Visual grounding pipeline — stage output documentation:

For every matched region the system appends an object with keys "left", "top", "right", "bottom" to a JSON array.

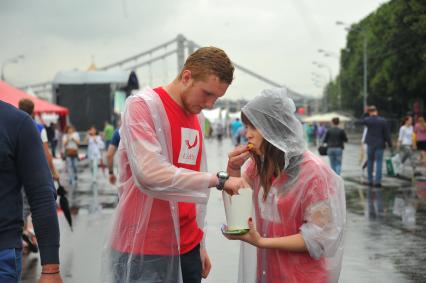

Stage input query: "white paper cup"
[{"left": 222, "top": 188, "right": 253, "bottom": 231}]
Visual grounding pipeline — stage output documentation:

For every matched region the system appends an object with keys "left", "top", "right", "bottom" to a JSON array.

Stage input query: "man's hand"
[
  {"left": 223, "top": 177, "right": 247, "bottom": 196},
  {"left": 200, "top": 248, "right": 212, "bottom": 279},
  {"left": 39, "top": 264, "right": 63, "bottom": 283},
  {"left": 38, "top": 273, "right": 63, "bottom": 283}
]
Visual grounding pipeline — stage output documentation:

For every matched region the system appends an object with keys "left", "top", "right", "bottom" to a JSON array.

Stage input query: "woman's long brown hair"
[
  {"left": 242, "top": 112, "right": 285, "bottom": 200},
  {"left": 418, "top": 117, "right": 426, "bottom": 131}
]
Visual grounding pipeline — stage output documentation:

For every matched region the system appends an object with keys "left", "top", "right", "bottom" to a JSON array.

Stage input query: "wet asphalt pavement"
[{"left": 21, "top": 138, "right": 426, "bottom": 282}]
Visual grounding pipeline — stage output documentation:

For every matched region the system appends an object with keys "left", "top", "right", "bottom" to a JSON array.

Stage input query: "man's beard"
[{"left": 181, "top": 90, "right": 201, "bottom": 114}]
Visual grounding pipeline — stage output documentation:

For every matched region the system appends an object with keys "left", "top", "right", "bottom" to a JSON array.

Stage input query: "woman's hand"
[
  {"left": 223, "top": 218, "right": 264, "bottom": 248},
  {"left": 227, "top": 145, "right": 252, "bottom": 173}
]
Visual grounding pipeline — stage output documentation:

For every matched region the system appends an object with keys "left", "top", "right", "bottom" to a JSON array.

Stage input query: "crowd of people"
[
  {"left": 0, "top": 97, "right": 121, "bottom": 282},
  {"left": 1, "top": 45, "right": 424, "bottom": 283}
]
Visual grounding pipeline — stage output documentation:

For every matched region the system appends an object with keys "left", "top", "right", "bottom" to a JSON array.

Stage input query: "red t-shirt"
[{"left": 153, "top": 87, "right": 204, "bottom": 254}]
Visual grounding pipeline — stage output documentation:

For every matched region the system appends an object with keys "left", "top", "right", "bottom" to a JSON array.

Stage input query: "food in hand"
[{"left": 247, "top": 143, "right": 254, "bottom": 150}]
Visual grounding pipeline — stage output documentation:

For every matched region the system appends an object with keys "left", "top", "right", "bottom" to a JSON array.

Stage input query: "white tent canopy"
[
  {"left": 202, "top": 108, "right": 228, "bottom": 124},
  {"left": 228, "top": 111, "right": 241, "bottom": 121},
  {"left": 302, "top": 112, "right": 352, "bottom": 123}
]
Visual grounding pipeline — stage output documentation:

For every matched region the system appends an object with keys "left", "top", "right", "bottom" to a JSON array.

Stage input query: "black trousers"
[
  {"left": 180, "top": 244, "right": 202, "bottom": 283},
  {"left": 110, "top": 244, "right": 201, "bottom": 283}
]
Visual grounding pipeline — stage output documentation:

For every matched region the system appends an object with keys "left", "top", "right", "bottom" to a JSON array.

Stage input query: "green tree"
[{"left": 339, "top": 0, "right": 426, "bottom": 118}]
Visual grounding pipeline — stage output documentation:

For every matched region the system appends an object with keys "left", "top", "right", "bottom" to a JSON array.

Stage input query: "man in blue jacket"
[
  {"left": 0, "top": 100, "right": 62, "bottom": 283},
  {"left": 362, "top": 105, "right": 393, "bottom": 187}
]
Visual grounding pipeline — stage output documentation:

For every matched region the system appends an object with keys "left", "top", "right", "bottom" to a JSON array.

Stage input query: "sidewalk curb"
[{"left": 344, "top": 175, "right": 413, "bottom": 189}]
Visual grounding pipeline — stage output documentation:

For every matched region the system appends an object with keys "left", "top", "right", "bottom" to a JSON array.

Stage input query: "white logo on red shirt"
[{"left": 178, "top": 128, "right": 199, "bottom": 165}]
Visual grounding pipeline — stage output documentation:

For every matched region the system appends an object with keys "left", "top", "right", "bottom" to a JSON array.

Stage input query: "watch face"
[{"left": 218, "top": 171, "right": 228, "bottom": 179}]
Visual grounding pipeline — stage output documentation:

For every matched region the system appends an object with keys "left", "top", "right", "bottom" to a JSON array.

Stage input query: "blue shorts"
[{"left": 0, "top": 248, "right": 22, "bottom": 283}]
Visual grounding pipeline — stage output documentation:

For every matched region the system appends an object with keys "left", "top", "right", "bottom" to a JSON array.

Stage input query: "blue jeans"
[
  {"left": 327, "top": 147, "right": 343, "bottom": 175},
  {"left": 66, "top": 156, "right": 78, "bottom": 186},
  {"left": 0, "top": 248, "right": 22, "bottom": 283},
  {"left": 367, "top": 146, "right": 384, "bottom": 185}
]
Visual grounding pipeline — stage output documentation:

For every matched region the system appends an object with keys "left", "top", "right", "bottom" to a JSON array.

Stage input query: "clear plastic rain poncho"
[
  {"left": 238, "top": 88, "right": 346, "bottom": 283},
  {"left": 101, "top": 87, "right": 213, "bottom": 283}
]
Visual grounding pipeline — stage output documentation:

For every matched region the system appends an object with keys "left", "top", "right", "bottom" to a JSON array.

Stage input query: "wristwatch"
[{"left": 216, "top": 171, "right": 229, "bottom": 191}]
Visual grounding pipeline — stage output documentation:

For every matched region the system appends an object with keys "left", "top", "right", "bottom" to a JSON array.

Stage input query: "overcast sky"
[{"left": 0, "top": 0, "right": 388, "bottom": 100}]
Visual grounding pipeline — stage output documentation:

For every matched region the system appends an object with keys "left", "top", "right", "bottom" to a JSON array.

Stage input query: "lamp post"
[
  {"left": 313, "top": 61, "right": 332, "bottom": 82},
  {"left": 1, "top": 54, "right": 24, "bottom": 82},
  {"left": 311, "top": 72, "right": 328, "bottom": 85},
  {"left": 336, "top": 21, "right": 368, "bottom": 111},
  {"left": 318, "top": 49, "right": 342, "bottom": 109},
  {"left": 311, "top": 78, "right": 326, "bottom": 112},
  {"left": 313, "top": 61, "right": 332, "bottom": 112}
]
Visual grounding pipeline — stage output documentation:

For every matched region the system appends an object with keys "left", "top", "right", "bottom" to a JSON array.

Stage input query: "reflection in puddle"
[{"left": 344, "top": 180, "right": 426, "bottom": 282}]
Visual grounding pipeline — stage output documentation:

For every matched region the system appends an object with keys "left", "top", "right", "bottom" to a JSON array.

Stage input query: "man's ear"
[{"left": 181, "top": 70, "right": 193, "bottom": 85}]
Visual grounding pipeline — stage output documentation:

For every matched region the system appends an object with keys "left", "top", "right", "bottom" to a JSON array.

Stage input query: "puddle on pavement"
[{"left": 344, "top": 181, "right": 426, "bottom": 282}]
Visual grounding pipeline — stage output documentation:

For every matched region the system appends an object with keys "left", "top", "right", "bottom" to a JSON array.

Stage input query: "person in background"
[
  {"left": 62, "top": 125, "right": 80, "bottom": 187},
  {"left": 414, "top": 116, "right": 426, "bottom": 165},
  {"left": 107, "top": 128, "right": 121, "bottom": 185},
  {"left": 0, "top": 100, "right": 63, "bottom": 283},
  {"left": 46, "top": 123, "right": 58, "bottom": 158},
  {"left": 102, "top": 46, "right": 242, "bottom": 283},
  {"left": 85, "top": 126, "right": 105, "bottom": 183},
  {"left": 316, "top": 122, "right": 327, "bottom": 145},
  {"left": 18, "top": 99, "right": 59, "bottom": 181},
  {"left": 235, "top": 123, "right": 248, "bottom": 146},
  {"left": 397, "top": 116, "right": 417, "bottom": 177},
  {"left": 103, "top": 121, "right": 114, "bottom": 149},
  {"left": 230, "top": 118, "right": 243, "bottom": 146},
  {"left": 361, "top": 105, "right": 392, "bottom": 188},
  {"left": 304, "top": 123, "right": 314, "bottom": 145},
  {"left": 360, "top": 126, "right": 370, "bottom": 179},
  {"left": 215, "top": 122, "right": 224, "bottom": 141},
  {"left": 224, "top": 88, "right": 345, "bottom": 283},
  {"left": 18, "top": 99, "right": 60, "bottom": 255},
  {"left": 312, "top": 122, "right": 318, "bottom": 145},
  {"left": 323, "top": 117, "right": 348, "bottom": 175}
]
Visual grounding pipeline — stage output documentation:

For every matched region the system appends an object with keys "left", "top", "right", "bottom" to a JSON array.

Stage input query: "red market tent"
[{"left": 0, "top": 80, "right": 69, "bottom": 116}]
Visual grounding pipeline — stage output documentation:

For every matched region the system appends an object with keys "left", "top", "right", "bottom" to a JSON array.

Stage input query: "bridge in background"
[{"left": 21, "top": 34, "right": 319, "bottom": 111}]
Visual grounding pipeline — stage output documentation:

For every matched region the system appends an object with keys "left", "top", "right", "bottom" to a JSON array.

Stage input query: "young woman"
[
  {"left": 63, "top": 125, "right": 80, "bottom": 186},
  {"left": 85, "top": 126, "right": 105, "bottom": 182},
  {"left": 397, "top": 116, "right": 416, "bottom": 175},
  {"left": 414, "top": 116, "right": 426, "bottom": 165},
  {"left": 223, "top": 88, "right": 346, "bottom": 283}
]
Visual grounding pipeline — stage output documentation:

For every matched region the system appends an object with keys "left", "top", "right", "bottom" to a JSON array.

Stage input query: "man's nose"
[{"left": 205, "top": 99, "right": 216, "bottom": 109}]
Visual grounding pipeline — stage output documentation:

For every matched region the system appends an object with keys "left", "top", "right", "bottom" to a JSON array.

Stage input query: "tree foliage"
[{"left": 332, "top": 0, "right": 426, "bottom": 117}]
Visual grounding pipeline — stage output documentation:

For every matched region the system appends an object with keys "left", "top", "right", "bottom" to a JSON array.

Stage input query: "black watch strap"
[{"left": 216, "top": 171, "right": 229, "bottom": 191}]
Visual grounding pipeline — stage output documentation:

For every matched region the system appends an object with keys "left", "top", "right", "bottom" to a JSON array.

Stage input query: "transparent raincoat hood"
[
  {"left": 241, "top": 88, "right": 306, "bottom": 170},
  {"left": 239, "top": 88, "right": 346, "bottom": 283}
]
